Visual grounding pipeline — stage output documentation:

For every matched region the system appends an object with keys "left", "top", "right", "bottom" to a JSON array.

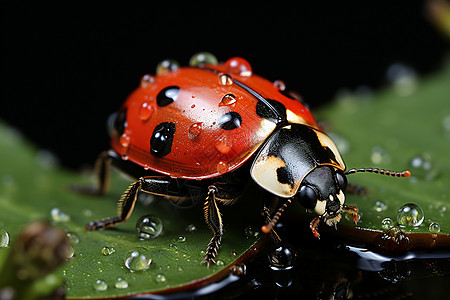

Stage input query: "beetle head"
[{"left": 295, "top": 165, "right": 347, "bottom": 226}]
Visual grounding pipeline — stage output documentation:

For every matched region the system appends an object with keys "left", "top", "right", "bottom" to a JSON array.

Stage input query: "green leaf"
[
  {"left": 309, "top": 59, "right": 450, "bottom": 249},
  {"left": 0, "top": 122, "right": 264, "bottom": 298}
]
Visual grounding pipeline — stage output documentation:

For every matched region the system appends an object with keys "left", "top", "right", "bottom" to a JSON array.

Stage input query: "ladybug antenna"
[
  {"left": 345, "top": 168, "right": 411, "bottom": 178},
  {"left": 261, "top": 199, "right": 292, "bottom": 234}
]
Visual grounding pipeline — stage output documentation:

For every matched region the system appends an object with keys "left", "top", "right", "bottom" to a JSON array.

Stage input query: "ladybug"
[{"left": 82, "top": 52, "right": 410, "bottom": 266}]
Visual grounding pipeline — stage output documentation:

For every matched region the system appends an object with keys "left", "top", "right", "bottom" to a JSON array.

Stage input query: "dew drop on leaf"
[
  {"left": 0, "top": 228, "right": 9, "bottom": 247},
  {"left": 136, "top": 214, "right": 163, "bottom": 239},
  {"left": 125, "top": 251, "right": 151, "bottom": 271},
  {"left": 93, "top": 279, "right": 108, "bottom": 291},
  {"left": 397, "top": 203, "right": 424, "bottom": 227}
]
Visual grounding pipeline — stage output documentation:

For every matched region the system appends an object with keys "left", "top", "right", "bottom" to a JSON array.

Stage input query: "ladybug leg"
[
  {"left": 72, "top": 150, "right": 112, "bottom": 195},
  {"left": 85, "top": 179, "right": 141, "bottom": 230},
  {"left": 201, "top": 185, "right": 224, "bottom": 267}
]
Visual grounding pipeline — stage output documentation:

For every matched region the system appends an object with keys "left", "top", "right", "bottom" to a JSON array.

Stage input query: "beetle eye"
[
  {"left": 297, "top": 185, "right": 317, "bottom": 209},
  {"left": 336, "top": 171, "right": 347, "bottom": 192}
]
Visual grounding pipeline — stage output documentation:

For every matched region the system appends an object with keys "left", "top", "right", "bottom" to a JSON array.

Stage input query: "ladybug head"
[
  {"left": 295, "top": 165, "right": 347, "bottom": 226},
  {"left": 251, "top": 123, "right": 410, "bottom": 235}
]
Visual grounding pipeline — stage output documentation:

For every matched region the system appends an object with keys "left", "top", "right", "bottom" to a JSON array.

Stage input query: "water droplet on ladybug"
[
  {"left": 188, "top": 122, "right": 202, "bottom": 139},
  {"left": 273, "top": 80, "right": 286, "bottom": 91},
  {"left": 93, "top": 279, "right": 108, "bottom": 291},
  {"left": 218, "top": 74, "right": 233, "bottom": 86},
  {"left": 156, "top": 59, "right": 179, "bottom": 75},
  {"left": 121, "top": 154, "right": 129, "bottom": 160},
  {"left": 216, "top": 161, "right": 229, "bottom": 174},
  {"left": 136, "top": 214, "right": 163, "bottom": 239},
  {"left": 191, "top": 104, "right": 195, "bottom": 109},
  {"left": 138, "top": 101, "right": 154, "bottom": 121},
  {"left": 397, "top": 203, "right": 424, "bottom": 227},
  {"left": 125, "top": 251, "right": 152, "bottom": 271},
  {"left": 215, "top": 138, "right": 232, "bottom": 154},
  {"left": 219, "top": 93, "right": 237, "bottom": 107},
  {"left": 224, "top": 57, "right": 252, "bottom": 77},
  {"left": 189, "top": 52, "right": 218, "bottom": 67},
  {"left": 119, "top": 133, "right": 131, "bottom": 148},
  {"left": 140, "top": 74, "right": 155, "bottom": 87}
]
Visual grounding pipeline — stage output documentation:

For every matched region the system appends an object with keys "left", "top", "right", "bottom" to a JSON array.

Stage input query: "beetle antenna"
[
  {"left": 345, "top": 168, "right": 411, "bottom": 178},
  {"left": 261, "top": 198, "right": 292, "bottom": 234}
]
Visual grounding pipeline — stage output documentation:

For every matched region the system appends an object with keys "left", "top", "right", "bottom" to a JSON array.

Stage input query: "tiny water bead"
[
  {"left": 188, "top": 122, "right": 202, "bottom": 139},
  {"left": 50, "top": 208, "right": 70, "bottom": 223},
  {"left": 93, "top": 279, "right": 108, "bottom": 291},
  {"left": 370, "top": 146, "right": 391, "bottom": 165},
  {"left": 218, "top": 74, "right": 233, "bottom": 86},
  {"left": 244, "top": 225, "right": 260, "bottom": 238},
  {"left": 101, "top": 246, "right": 115, "bottom": 256},
  {"left": 0, "top": 228, "right": 9, "bottom": 247},
  {"left": 429, "top": 222, "right": 441, "bottom": 234},
  {"left": 115, "top": 277, "right": 128, "bottom": 289},
  {"left": 185, "top": 224, "right": 197, "bottom": 233},
  {"left": 136, "top": 214, "right": 163, "bottom": 239},
  {"left": 381, "top": 217, "right": 394, "bottom": 230},
  {"left": 177, "top": 236, "right": 186, "bottom": 243},
  {"left": 125, "top": 251, "right": 152, "bottom": 271},
  {"left": 138, "top": 101, "right": 154, "bottom": 121},
  {"left": 409, "top": 153, "right": 438, "bottom": 181},
  {"left": 155, "top": 274, "right": 167, "bottom": 283},
  {"left": 397, "top": 203, "right": 424, "bottom": 228},
  {"left": 140, "top": 74, "right": 155, "bottom": 88},
  {"left": 224, "top": 57, "right": 252, "bottom": 77},
  {"left": 156, "top": 59, "right": 179, "bottom": 75},
  {"left": 189, "top": 52, "right": 218, "bottom": 67}
]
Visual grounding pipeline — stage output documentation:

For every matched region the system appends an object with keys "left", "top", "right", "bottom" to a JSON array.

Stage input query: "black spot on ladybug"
[
  {"left": 218, "top": 111, "right": 242, "bottom": 130},
  {"left": 114, "top": 108, "right": 127, "bottom": 137},
  {"left": 150, "top": 122, "right": 176, "bottom": 157},
  {"left": 256, "top": 99, "right": 287, "bottom": 124},
  {"left": 276, "top": 166, "right": 294, "bottom": 188},
  {"left": 157, "top": 86, "right": 180, "bottom": 107}
]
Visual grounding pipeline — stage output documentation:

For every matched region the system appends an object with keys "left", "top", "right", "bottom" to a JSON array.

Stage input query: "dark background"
[{"left": 2, "top": 1, "right": 448, "bottom": 170}]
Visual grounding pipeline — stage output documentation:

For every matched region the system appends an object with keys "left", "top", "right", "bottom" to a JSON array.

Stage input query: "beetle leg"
[
  {"left": 72, "top": 150, "right": 112, "bottom": 195},
  {"left": 342, "top": 204, "right": 360, "bottom": 224},
  {"left": 85, "top": 179, "right": 141, "bottom": 230},
  {"left": 310, "top": 216, "right": 321, "bottom": 239},
  {"left": 201, "top": 185, "right": 223, "bottom": 267}
]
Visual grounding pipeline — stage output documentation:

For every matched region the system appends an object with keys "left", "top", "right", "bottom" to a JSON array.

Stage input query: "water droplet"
[
  {"left": 191, "top": 104, "right": 196, "bottom": 109},
  {"left": 66, "top": 232, "right": 79, "bottom": 244},
  {"left": 215, "top": 137, "right": 232, "bottom": 154},
  {"left": 397, "top": 203, "right": 424, "bottom": 228},
  {"left": 0, "top": 228, "right": 9, "bottom": 247},
  {"left": 177, "top": 266, "right": 184, "bottom": 272},
  {"left": 156, "top": 59, "right": 179, "bottom": 75},
  {"left": 371, "top": 146, "right": 391, "bottom": 165},
  {"left": 101, "top": 246, "right": 115, "bottom": 256},
  {"left": 115, "top": 277, "right": 128, "bottom": 289},
  {"left": 121, "top": 154, "right": 129, "bottom": 160},
  {"left": 155, "top": 274, "right": 166, "bottom": 283},
  {"left": 136, "top": 214, "right": 163, "bottom": 239},
  {"left": 219, "top": 93, "right": 237, "bottom": 107},
  {"left": 138, "top": 101, "right": 154, "bottom": 121},
  {"left": 93, "top": 279, "right": 108, "bottom": 291},
  {"left": 244, "top": 225, "right": 260, "bottom": 238},
  {"left": 119, "top": 133, "right": 131, "bottom": 148},
  {"left": 273, "top": 80, "right": 286, "bottom": 91},
  {"left": 185, "top": 224, "right": 197, "bottom": 233},
  {"left": 224, "top": 57, "right": 252, "bottom": 77},
  {"left": 381, "top": 217, "right": 394, "bottom": 230},
  {"left": 188, "top": 122, "right": 202, "bottom": 139},
  {"left": 216, "top": 260, "right": 224, "bottom": 266},
  {"left": 386, "top": 62, "right": 417, "bottom": 96},
  {"left": 189, "top": 52, "right": 218, "bottom": 67},
  {"left": 140, "top": 74, "right": 155, "bottom": 87},
  {"left": 409, "top": 153, "right": 438, "bottom": 181},
  {"left": 125, "top": 251, "right": 151, "bottom": 271},
  {"left": 218, "top": 74, "right": 233, "bottom": 86},
  {"left": 269, "top": 245, "right": 296, "bottom": 270},
  {"left": 374, "top": 201, "right": 388, "bottom": 212},
  {"left": 429, "top": 222, "right": 441, "bottom": 234},
  {"left": 177, "top": 236, "right": 186, "bottom": 243},
  {"left": 50, "top": 208, "right": 70, "bottom": 223},
  {"left": 216, "top": 161, "right": 229, "bottom": 174}
]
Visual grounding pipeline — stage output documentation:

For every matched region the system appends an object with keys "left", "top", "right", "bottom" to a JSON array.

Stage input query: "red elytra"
[{"left": 110, "top": 57, "right": 317, "bottom": 179}]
